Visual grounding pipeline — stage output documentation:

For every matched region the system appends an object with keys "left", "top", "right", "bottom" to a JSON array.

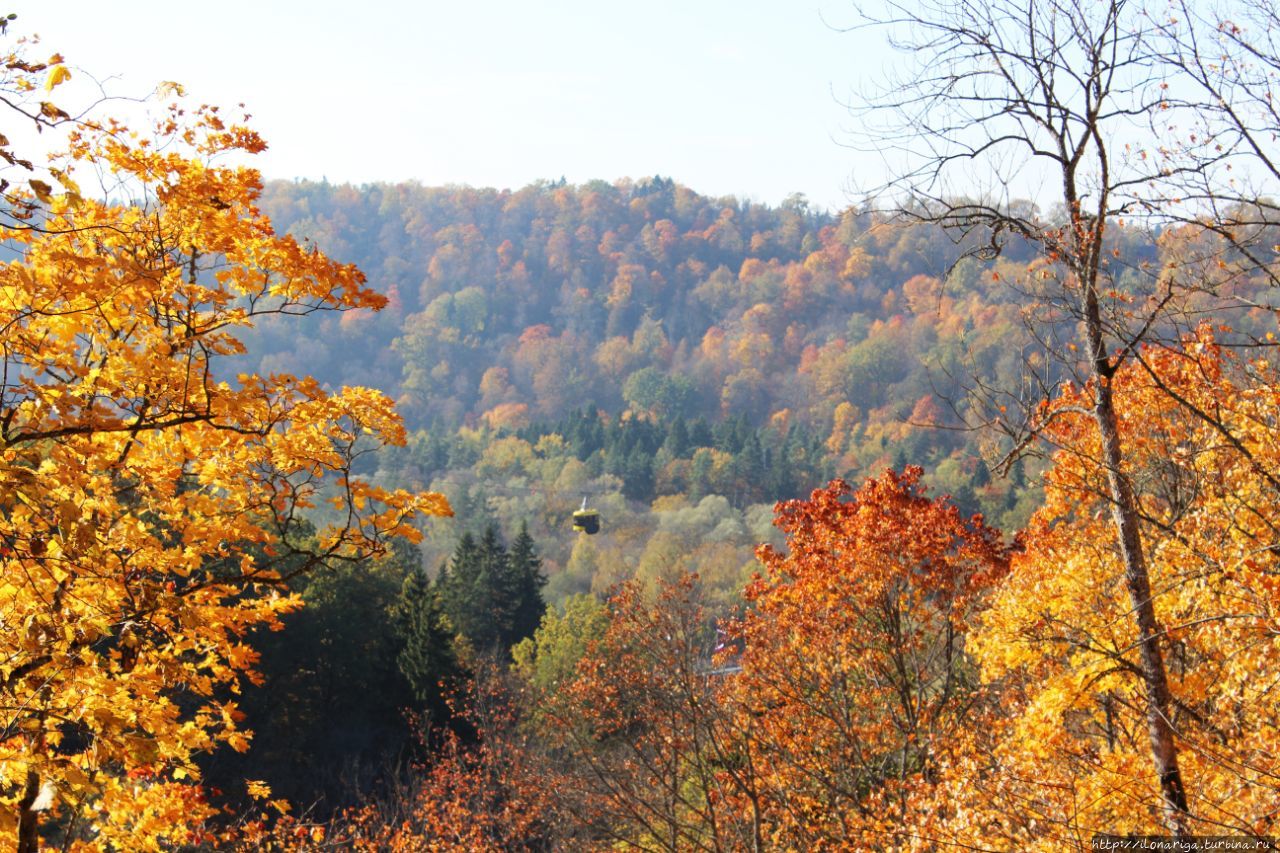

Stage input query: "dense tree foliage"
[
  {"left": 201, "top": 551, "right": 421, "bottom": 817},
  {"left": 731, "top": 469, "right": 1009, "bottom": 847},
  {"left": 930, "top": 332, "right": 1280, "bottom": 847},
  {"left": 10, "top": 0, "right": 1280, "bottom": 848},
  {"left": 0, "top": 34, "right": 448, "bottom": 850},
  {"left": 238, "top": 165, "right": 1276, "bottom": 615},
  {"left": 248, "top": 177, "right": 1053, "bottom": 443}
]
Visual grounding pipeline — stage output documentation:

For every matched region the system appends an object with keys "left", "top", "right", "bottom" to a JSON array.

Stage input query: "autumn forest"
[{"left": 4, "top": 1, "right": 1280, "bottom": 850}]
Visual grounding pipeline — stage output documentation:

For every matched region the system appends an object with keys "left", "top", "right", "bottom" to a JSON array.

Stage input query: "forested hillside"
[
  {"left": 235, "top": 180, "right": 1036, "bottom": 611},
  {"left": 239, "top": 177, "right": 1272, "bottom": 607},
  {"left": 248, "top": 177, "right": 1037, "bottom": 436},
  {"left": 7, "top": 1, "right": 1280, "bottom": 849}
]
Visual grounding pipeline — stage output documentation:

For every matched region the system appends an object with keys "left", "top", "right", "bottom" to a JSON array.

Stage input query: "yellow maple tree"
[
  {"left": 924, "top": 329, "right": 1280, "bottom": 849},
  {"left": 0, "top": 35, "right": 449, "bottom": 851}
]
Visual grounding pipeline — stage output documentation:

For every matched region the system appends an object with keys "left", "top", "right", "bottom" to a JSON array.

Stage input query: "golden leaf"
[{"left": 44, "top": 64, "right": 70, "bottom": 91}]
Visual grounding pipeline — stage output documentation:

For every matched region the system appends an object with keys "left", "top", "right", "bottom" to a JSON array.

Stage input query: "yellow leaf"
[{"left": 45, "top": 65, "right": 71, "bottom": 91}]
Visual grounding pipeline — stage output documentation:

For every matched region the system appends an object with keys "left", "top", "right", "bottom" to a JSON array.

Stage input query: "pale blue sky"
[{"left": 22, "top": 0, "right": 886, "bottom": 212}]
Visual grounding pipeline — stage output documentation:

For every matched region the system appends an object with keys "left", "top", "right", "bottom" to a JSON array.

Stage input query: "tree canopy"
[{"left": 0, "top": 34, "right": 448, "bottom": 850}]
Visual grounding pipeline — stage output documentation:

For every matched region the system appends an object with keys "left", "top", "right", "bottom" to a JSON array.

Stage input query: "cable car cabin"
[{"left": 572, "top": 508, "right": 600, "bottom": 535}]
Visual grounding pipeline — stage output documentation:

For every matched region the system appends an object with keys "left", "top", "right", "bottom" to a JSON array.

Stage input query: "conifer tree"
[
  {"left": 437, "top": 531, "right": 488, "bottom": 648},
  {"left": 663, "top": 416, "right": 691, "bottom": 458},
  {"left": 396, "top": 570, "right": 463, "bottom": 726},
  {"left": 437, "top": 524, "right": 547, "bottom": 655},
  {"left": 623, "top": 444, "right": 656, "bottom": 501},
  {"left": 689, "top": 418, "right": 714, "bottom": 449},
  {"left": 506, "top": 521, "right": 548, "bottom": 647},
  {"left": 474, "top": 525, "right": 515, "bottom": 650}
]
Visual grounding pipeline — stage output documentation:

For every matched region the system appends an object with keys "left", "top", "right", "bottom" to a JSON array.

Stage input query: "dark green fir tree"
[
  {"left": 505, "top": 520, "right": 547, "bottom": 647},
  {"left": 396, "top": 569, "right": 463, "bottom": 726}
]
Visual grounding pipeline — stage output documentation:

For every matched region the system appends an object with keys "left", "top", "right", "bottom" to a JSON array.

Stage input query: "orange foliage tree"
[
  {"left": 0, "top": 40, "right": 448, "bottom": 850},
  {"left": 729, "top": 468, "right": 1009, "bottom": 848},
  {"left": 534, "top": 576, "right": 763, "bottom": 851},
  {"left": 328, "top": 670, "right": 561, "bottom": 853},
  {"left": 527, "top": 474, "right": 1008, "bottom": 850},
  {"left": 925, "top": 330, "right": 1280, "bottom": 849}
]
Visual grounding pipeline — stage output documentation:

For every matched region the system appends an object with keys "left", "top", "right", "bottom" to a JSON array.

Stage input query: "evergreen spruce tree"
[
  {"left": 474, "top": 524, "right": 514, "bottom": 650},
  {"left": 395, "top": 570, "right": 463, "bottom": 726},
  {"left": 587, "top": 413, "right": 606, "bottom": 457},
  {"left": 623, "top": 444, "right": 656, "bottom": 502},
  {"left": 437, "top": 524, "right": 550, "bottom": 657},
  {"left": 437, "top": 531, "right": 486, "bottom": 647},
  {"left": 712, "top": 418, "right": 735, "bottom": 453},
  {"left": 737, "top": 432, "right": 766, "bottom": 505},
  {"left": 601, "top": 436, "right": 625, "bottom": 480},
  {"left": 506, "top": 521, "right": 548, "bottom": 647},
  {"left": 663, "top": 416, "right": 691, "bottom": 458},
  {"left": 765, "top": 445, "right": 789, "bottom": 500},
  {"left": 689, "top": 448, "right": 714, "bottom": 502},
  {"left": 689, "top": 418, "right": 714, "bottom": 449}
]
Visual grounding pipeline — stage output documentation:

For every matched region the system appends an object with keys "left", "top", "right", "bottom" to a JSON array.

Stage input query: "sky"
[{"left": 19, "top": 0, "right": 888, "bottom": 213}]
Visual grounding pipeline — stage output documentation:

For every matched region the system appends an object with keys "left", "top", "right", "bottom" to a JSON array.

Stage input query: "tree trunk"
[
  {"left": 1086, "top": 288, "right": 1191, "bottom": 837},
  {"left": 16, "top": 768, "right": 40, "bottom": 853}
]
